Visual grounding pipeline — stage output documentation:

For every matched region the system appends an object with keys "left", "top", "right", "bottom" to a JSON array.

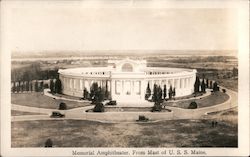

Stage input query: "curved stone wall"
[{"left": 58, "top": 65, "right": 196, "bottom": 101}]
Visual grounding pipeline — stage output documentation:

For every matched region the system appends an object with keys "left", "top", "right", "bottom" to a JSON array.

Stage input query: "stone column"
[
  {"left": 111, "top": 80, "right": 116, "bottom": 100},
  {"left": 141, "top": 80, "right": 146, "bottom": 100}
]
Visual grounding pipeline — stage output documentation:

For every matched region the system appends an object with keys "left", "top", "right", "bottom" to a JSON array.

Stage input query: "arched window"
[{"left": 121, "top": 63, "right": 133, "bottom": 72}]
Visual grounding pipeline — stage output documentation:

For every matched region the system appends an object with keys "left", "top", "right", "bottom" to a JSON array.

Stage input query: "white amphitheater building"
[{"left": 58, "top": 58, "right": 197, "bottom": 103}]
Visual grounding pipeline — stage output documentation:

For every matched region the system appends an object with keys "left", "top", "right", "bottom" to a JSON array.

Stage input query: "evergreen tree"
[
  {"left": 35, "top": 80, "right": 39, "bottom": 92},
  {"left": 209, "top": 80, "right": 213, "bottom": 89},
  {"left": 30, "top": 81, "right": 33, "bottom": 92},
  {"left": 201, "top": 79, "right": 206, "bottom": 93},
  {"left": 157, "top": 85, "right": 162, "bottom": 102},
  {"left": 12, "top": 82, "right": 16, "bottom": 93},
  {"left": 20, "top": 81, "right": 23, "bottom": 93},
  {"left": 96, "top": 87, "right": 105, "bottom": 102},
  {"left": 50, "top": 79, "right": 55, "bottom": 93},
  {"left": 145, "top": 82, "right": 151, "bottom": 100},
  {"left": 163, "top": 84, "right": 167, "bottom": 100},
  {"left": 90, "top": 82, "right": 99, "bottom": 102},
  {"left": 213, "top": 82, "right": 219, "bottom": 92},
  {"left": 26, "top": 81, "right": 30, "bottom": 92},
  {"left": 172, "top": 87, "right": 176, "bottom": 98},
  {"left": 194, "top": 76, "right": 200, "bottom": 93},
  {"left": 17, "top": 81, "right": 20, "bottom": 93},
  {"left": 206, "top": 79, "right": 209, "bottom": 88},
  {"left": 40, "top": 81, "right": 44, "bottom": 92},
  {"left": 168, "top": 85, "right": 173, "bottom": 100},
  {"left": 83, "top": 88, "right": 89, "bottom": 99},
  {"left": 152, "top": 84, "right": 158, "bottom": 102},
  {"left": 232, "top": 67, "right": 238, "bottom": 77},
  {"left": 55, "top": 78, "right": 62, "bottom": 94}
]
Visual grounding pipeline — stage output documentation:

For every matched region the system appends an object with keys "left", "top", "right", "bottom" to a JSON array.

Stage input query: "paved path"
[
  {"left": 11, "top": 87, "right": 237, "bottom": 122},
  {"left": 44, "top": 89, "right": 90, "bottom": 103}
]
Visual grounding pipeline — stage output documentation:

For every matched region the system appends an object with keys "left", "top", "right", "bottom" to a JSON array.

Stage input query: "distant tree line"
[{"left": 11, "top": 63, "right": 58, "bottom": 82}]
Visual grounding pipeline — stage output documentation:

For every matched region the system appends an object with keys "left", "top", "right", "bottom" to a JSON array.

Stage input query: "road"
[{"left": 11, "top": 87, "right": 237, "bottom": 122}]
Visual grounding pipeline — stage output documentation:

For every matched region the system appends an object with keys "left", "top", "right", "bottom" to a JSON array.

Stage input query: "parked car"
[
  {"left": 50, "top": 111, "right": 65, "bottom": 118},
  {"left": 106, "top": 100, "right": 117, "bottom": 106}
]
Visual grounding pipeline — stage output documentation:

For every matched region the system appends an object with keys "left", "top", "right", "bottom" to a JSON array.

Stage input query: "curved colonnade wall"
[{"left": 58, "top": 61, "right": 196, "bottom": 102}]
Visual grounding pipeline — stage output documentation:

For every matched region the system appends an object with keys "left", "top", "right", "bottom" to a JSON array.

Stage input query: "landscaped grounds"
[
  {"left": 11, "top": 93, "right": 91, "bottom": 110},
  {"left": 12, "top": 108, "right": 237, "bottom": 147},
  {"left": 164, "top": 91, "right": 229, "bottom": 109}
]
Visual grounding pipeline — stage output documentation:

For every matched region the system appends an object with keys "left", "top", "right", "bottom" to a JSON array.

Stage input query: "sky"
[{"left": 9, "top": 1, "right": 238, "bottom": 53}]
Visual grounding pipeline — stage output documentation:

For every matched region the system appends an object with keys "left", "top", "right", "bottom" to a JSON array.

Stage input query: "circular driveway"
[{"left": 11, "top": 87, "right": 237, "bottom": 122}]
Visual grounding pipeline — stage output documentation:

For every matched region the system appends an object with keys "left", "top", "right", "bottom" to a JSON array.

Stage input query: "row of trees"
[
  {"left": 12, "top": 80, "right": 44, "bottom": 93},
  {"left": 50, "top": 78, "right": 62, "bottom": 94},
  {"left": 11, "top": 63, "right": 59, "bottom": 82},
  {"left": 82, "top": 82, "right": 110, "bottom": 103},
  {"left": 12, "top": 78, "right": 63, "bottom": 94},
  {"left": 194, "top": 76, "right": 220, "bottom": 93},
  {"left": 145, "top": 83, "right": 176, "bottom": 102}
]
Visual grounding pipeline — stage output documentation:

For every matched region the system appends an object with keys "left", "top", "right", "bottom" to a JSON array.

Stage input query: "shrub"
[
  {"left": 59, "top": 102, "right": 67, "bottom": 110},
  {"left": 138, "top": 115, "right": 149, "bottom": 122},
  {"left": 188, "top": 101, "right": 198, "bottom": 109},
  {"left": 222, "top": 89, "right": 226, "bottom": 93},
  {"left": 151, "top": 102, "right": 162, "bottom": 112},
  {"left": 93, "top": 102, "right": 104, "bottom": 112},
  {"left": 44, "top": 138, "right": 53, "bottom": 147}
]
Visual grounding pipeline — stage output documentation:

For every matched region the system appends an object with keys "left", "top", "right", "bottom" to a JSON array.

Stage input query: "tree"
[
  {"left": 30, "top": 81, "right": 33, "bottom": 92},
  {"left": 194, "top": 76, "right": 200, "bottom": 93},
  {"left": 12, "top": 82, "right": 16, "bottom": 93},
  {"left": 90, "top": 82, "right": 99, "bottom": 101},
  {"left": 20, "top": 81, "right": 24, "bottom": 92},
  {"left": 168, "top": 85, "right": 173, "bottom": 100},
  {"left": 96, "top": 87, "right": 105, "bottom": 103},
  {"left": 188, "top": 101, "right": 198, "bottom": 109},
  {"left": 151, "top": 102, "right": 162, "bottom": 112},
  {"left": 206, "top": 79, "right": 209, "bottom": 88},
  {"left": 152, "top": 84, "right": 158, "bottom": 102},
  {"left": 35, "top": 80, "right": 39, "bottom": 92},
  {"left": 232, "top": 67, "right": 238, "bottom": 77},
  {"left": 83, "top": 88, "right": 89, "bottom": 99},
  {"left": 163, "top": 84, "right": 167, "bottom": 100},
  {"left": 44, "top": 138, "right": 53, "bottom": 147},
  {"left": 26, "top": 81, "right": 30, "bottom": 92},
  {"left": 158, "top": 85, "right": 162, "bottom": 101},
  {"left": 201, "top": 79, "right": 206, "bottom": 93},
  {"left": 172, "top": 87, "right": 176, "bottom": 98},
  {"left": 59, "top": 102, "right": 67, "bottom": 110},
  {"left": 209, "top": 80, "right": 213, "bottom": 89},
  {"left": 40, "top": 81, "right": 44, "bottom": 92},
  {"left": 151, "top": 84, "right": 163, "bottom": 103},
  {"left": 54, "top": 78, "right": 62, "bottom": 94},
  {"left": 213, "top": 82, "right": 219, "bottom": 92},
  {"left": 16, "top": 81, "right": 20, "bottom": 93},
  {"left": 145, "top": 82, "right": 151, "bottom": 100},
  {"left": 50, "top": 79, "right": 55, "bottom": 94},
  {"left": 93, "top": 102, "right": 104, "bottom": 112}
]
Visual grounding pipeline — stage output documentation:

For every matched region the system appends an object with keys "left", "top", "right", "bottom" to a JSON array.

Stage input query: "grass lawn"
[
  {"left": 204, "top": 107, "right": 238, "bottom": 126},
  {"left": 164, "top": 91, "right": 229, "bottom": 109},
  {"left": 11, "top": 110, "right": 46, "bottom": 116},
  {"left": 11, "top": 93, "right": 91, "bottom": 110},
  {"left": 12, "top": 117, "right": 237, "bottom": 147}
]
